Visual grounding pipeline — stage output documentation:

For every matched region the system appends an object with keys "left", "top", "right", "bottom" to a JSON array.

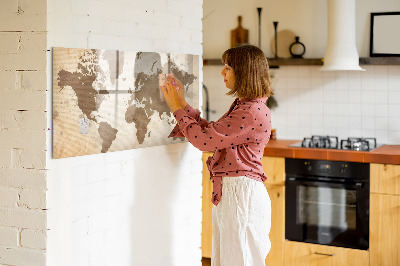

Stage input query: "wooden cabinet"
[
  {"left": 201, "top": 152, "right": 213, "bottom": 258},
  {"left": 262, "top": 156, "right": 285, "bottom": 266},
  {"left": 370, "top": 163, "right": 400, "bottom": 266},
  {"left": 261, "top": 156, "right": 285, "bottom": 186},
  {"left": 370, "top": 193, "right": 400, "bottom": 266},
  {"left": 370, "top": 163, "right": 400, "bottom": 195},
  {"left": 264, "top": 184, "right": 285, "bottom": 266},
  {"left": 284, "top": 241, "right": 369, "bottom": 266}
]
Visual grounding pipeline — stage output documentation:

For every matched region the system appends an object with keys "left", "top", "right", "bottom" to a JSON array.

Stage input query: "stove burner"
[
  {"left": 301, "top": 135, "right": 339, "bottom": 149},
  {"left": 340, "top": 137, "right": 377, "bottom": 151},
  {"left": 294, "top": 136, "right": 378, "bottom": 151}
]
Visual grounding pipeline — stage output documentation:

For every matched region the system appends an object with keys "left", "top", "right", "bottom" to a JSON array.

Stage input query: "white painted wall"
[
  {"left": 46, "top": 0, "right": 203, "bottom": 266},
  {"left": 0, "top": 0, "right": 48, "bottom": 265},
  {"left": 203, "top": 0, "right": 400, "bottom": 145}
]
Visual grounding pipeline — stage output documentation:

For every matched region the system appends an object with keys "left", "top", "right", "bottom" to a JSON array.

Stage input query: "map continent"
[{"left": 52, "top": 47, "right": 199, "bottom": 159}]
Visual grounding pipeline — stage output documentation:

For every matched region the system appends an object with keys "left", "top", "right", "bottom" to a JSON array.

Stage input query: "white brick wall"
[
  {"left": 46, "top": 1, "right": 203, "bottom": 266},
  {"left": 0, "top": 0, "right": 48, "bottom": 265}
]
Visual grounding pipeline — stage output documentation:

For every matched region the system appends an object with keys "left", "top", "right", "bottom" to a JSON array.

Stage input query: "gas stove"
[{"left": 289, "top": 135, "right": 381, "bottom": 151}]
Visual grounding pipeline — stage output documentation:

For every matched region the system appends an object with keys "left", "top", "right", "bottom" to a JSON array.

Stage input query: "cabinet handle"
[{"left": 313, "top": 252, "right": 335, "bottom": 257}]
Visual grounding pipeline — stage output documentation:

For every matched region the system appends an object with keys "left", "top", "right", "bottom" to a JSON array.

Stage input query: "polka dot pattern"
[{"left": 169, "top": 97, "right": 272, "bottom": 206}]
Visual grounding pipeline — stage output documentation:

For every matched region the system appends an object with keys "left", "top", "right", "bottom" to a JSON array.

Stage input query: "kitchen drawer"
[{"left": 284, "top": 240, "right": 369, "bottom": 266}]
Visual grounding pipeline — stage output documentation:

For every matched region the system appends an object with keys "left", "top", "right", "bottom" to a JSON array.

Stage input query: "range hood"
[{"left": 320, "top": 0, "right": 365, "bottom": 71}]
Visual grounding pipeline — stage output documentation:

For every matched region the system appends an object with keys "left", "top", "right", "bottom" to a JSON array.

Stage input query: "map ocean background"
[{"left": 53, "top": 47, "right": 199, "bottom": 159}]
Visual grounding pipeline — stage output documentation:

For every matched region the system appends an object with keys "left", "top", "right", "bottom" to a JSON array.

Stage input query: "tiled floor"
[{"left": 202, "top": 257, "right": 211, "bottom": 266}]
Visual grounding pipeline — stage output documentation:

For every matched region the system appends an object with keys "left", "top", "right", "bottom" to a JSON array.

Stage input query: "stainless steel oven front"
[{"left": 285, "top": 158, "right": 369, "bottom": 250}]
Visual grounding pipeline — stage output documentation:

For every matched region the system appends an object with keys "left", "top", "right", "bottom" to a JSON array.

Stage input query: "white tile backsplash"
[
  {"left": 374, "top": 117, "right": 389, "bottom": 130},
  {"left": 285, "top": 66, "right": 298, "bottom": 77},
  {"left": 388, "top": 65, "right": 400, "bottom": 76},
  {"left": 389, "top": 131, "right": 400, "bottom": 143},
  {"left": 323, "top": 103, "right": 336, "bottom": 116},
  {"left": 362, "top": 90, "right": 375, "bottom": 103},
  {"left": 348, "top": 90, "right": 362, "bottom": 104},
  {"left": 204, "top": 65, "right": 400, "bottom": 144},
  {"left": 388, "top": 75, "right": 400, "bottom": 91},
  {"left": 286, "top": 77, "right": 299, "bottom": 89},
  {"left": 298, "top": 77, "right": 311, "bottom": 89},
  {"left": 374, "top": 65, "right": 388, "bottom": 77},
  {"left": 374, "top": 90, "right": 388, "bottom": 104},
  {"left": 336, "top": 103, "right": 349, "bottom": 116},
  {"left": 389, "top": 117, "right": 400, "bottom": 131},
  {"left": 375, "top": 130, "right": 389, "bottom": 144},
  {"left": 375, "top": 104, "right": 389, "bottom": 117},
  {"left": 361, "top": 104, "right": 374, "bottom": 117},
  {"left": 389, "top": 105, "right": 400, "bottom": 117},
  {"left": 388, "top": 91, "right": 400, "bottom": 104},
  {"left": 374, "top": 78, "right": 388, "bottom": 91},
  {"left": 362, "top": 116, "right": 375, "bottom": 130},
  {"left": 336, "top": 115, "right": 348, "bottom": 129}
]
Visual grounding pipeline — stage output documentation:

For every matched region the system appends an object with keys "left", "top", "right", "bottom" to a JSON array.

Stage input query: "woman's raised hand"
[
  {"left": 168, "top": 74, "right": 187, "bottom": 108},
  {"left": 160, "top": 74, "right": 185, "bottom": 113}
]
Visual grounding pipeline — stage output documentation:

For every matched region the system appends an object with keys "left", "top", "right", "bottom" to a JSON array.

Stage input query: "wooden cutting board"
[{"left": 231, "top": 16, "right": 249, "bottom": 48}]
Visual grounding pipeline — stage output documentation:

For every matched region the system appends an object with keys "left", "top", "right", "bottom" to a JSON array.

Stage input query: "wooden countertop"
[{"left": 263, "top": 139, "right": 400, "bottom": 165}]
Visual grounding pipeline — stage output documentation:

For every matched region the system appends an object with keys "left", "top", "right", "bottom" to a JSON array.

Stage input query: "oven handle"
[{"left": 286, "top": 177, "right": 364, "bottom": 189}]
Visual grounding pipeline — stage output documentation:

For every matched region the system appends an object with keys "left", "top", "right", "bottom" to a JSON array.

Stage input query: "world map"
[{"left": 52, "top": 47, "right": 199, "bottom": 159}]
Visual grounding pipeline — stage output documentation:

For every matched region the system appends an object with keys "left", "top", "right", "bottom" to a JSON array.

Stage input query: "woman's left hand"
[{"left": 160, "top": 76, "right": 184, "bottom": 113}]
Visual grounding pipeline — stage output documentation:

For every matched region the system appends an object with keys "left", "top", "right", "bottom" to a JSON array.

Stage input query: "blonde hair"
[{"left": 221, "top": 44, "right": 273, "bottom": 99}]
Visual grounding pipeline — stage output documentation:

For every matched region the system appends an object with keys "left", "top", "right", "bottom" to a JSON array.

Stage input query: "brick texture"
[
  {"left": 21, "top": 229, "right": 46, "bottom": 250},
  {"left": 0, "top": 227, "right": 19, "bottom": 247},
  {"left": 0, "top": 247, "right": 46, "bottom": 266},
  {"left": 19, "top": 189, "right": 47, "bottom": 209},
  {"left": 0, "top": 168, "right": 47, "bottom": 189},
  {"left": 0, "top": 208, "right": 47, "bottom": 230},
  {"left": 0, "top": 0, "right": 47, "bottom": 264},
  {"left": 0, "top": 187, "right": 19, "bottom": 208}
]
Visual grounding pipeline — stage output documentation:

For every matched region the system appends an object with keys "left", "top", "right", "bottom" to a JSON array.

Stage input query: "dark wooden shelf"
[
  {"left": 268, "top": 58, "right": 323, "bottom": 67},
  {"left": 359, "top": 57, "right": 400, "bottom": 65},
  {"left": 203, "top": 57, "right": 400, "bottom": 67},
  {"left": 203, "top": 58, "right": 323, "bottom": 67}
]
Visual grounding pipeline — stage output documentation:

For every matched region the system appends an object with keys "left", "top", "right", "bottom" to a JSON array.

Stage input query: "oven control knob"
[
  {"left": 304, "top": 161, "right": 312, "bottom": 171},
  {"left": 340, "top": 164, "right": 347, "bottom": 174}
]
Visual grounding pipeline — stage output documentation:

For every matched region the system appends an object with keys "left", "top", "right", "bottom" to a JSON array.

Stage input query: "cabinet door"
[
  {"left": 370, "top": 193, "right": 400, "bottom": 266},
  {"left": 202, "top": 152, "right": 213, "bottom": 258},
  {"left": 265, "top": 184, "right": 285, "bottom": 266},
  {"left": 261, "top": 156, "right": 285, "bottom": 185},
  {"left": 284, "top": 241, "right": 369, "bottom": 266},
  {"left": 370, "top": 163, "right": 400, "bottom": 195}
]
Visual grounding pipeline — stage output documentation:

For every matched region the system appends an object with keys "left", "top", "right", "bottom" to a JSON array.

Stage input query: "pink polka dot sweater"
[{"left": 169, "top": 97, "right": 272, "bottom": 206}]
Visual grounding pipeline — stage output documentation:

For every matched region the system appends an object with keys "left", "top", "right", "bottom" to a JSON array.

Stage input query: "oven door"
[{"left": 285, "top": 177, "right": 369, "bottom": 250}]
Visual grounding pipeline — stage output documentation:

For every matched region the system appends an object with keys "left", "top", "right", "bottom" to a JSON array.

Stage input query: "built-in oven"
[{"left": 285, "top": 158, "right": 370, "bottom": 250}]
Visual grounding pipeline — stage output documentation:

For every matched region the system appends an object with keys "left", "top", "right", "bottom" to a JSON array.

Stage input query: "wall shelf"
[
  {"left": 359, "top": 57, "right": 400, "bottom": 65},
  {"left": 203, "top": 58, "right": 322, "bottom": 67},
  {"left": 203, "top": 57, "right": 400, "bottom": 67}
]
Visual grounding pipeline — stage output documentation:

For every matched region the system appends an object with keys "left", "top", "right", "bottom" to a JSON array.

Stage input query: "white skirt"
[{"left": 212, "top": 176, "right": 271, "bottom": 266}]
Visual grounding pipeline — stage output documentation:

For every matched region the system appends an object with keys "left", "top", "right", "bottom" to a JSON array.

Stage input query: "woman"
[{"left": 161, "top": 44, "right": 273, "bottom": 266}]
